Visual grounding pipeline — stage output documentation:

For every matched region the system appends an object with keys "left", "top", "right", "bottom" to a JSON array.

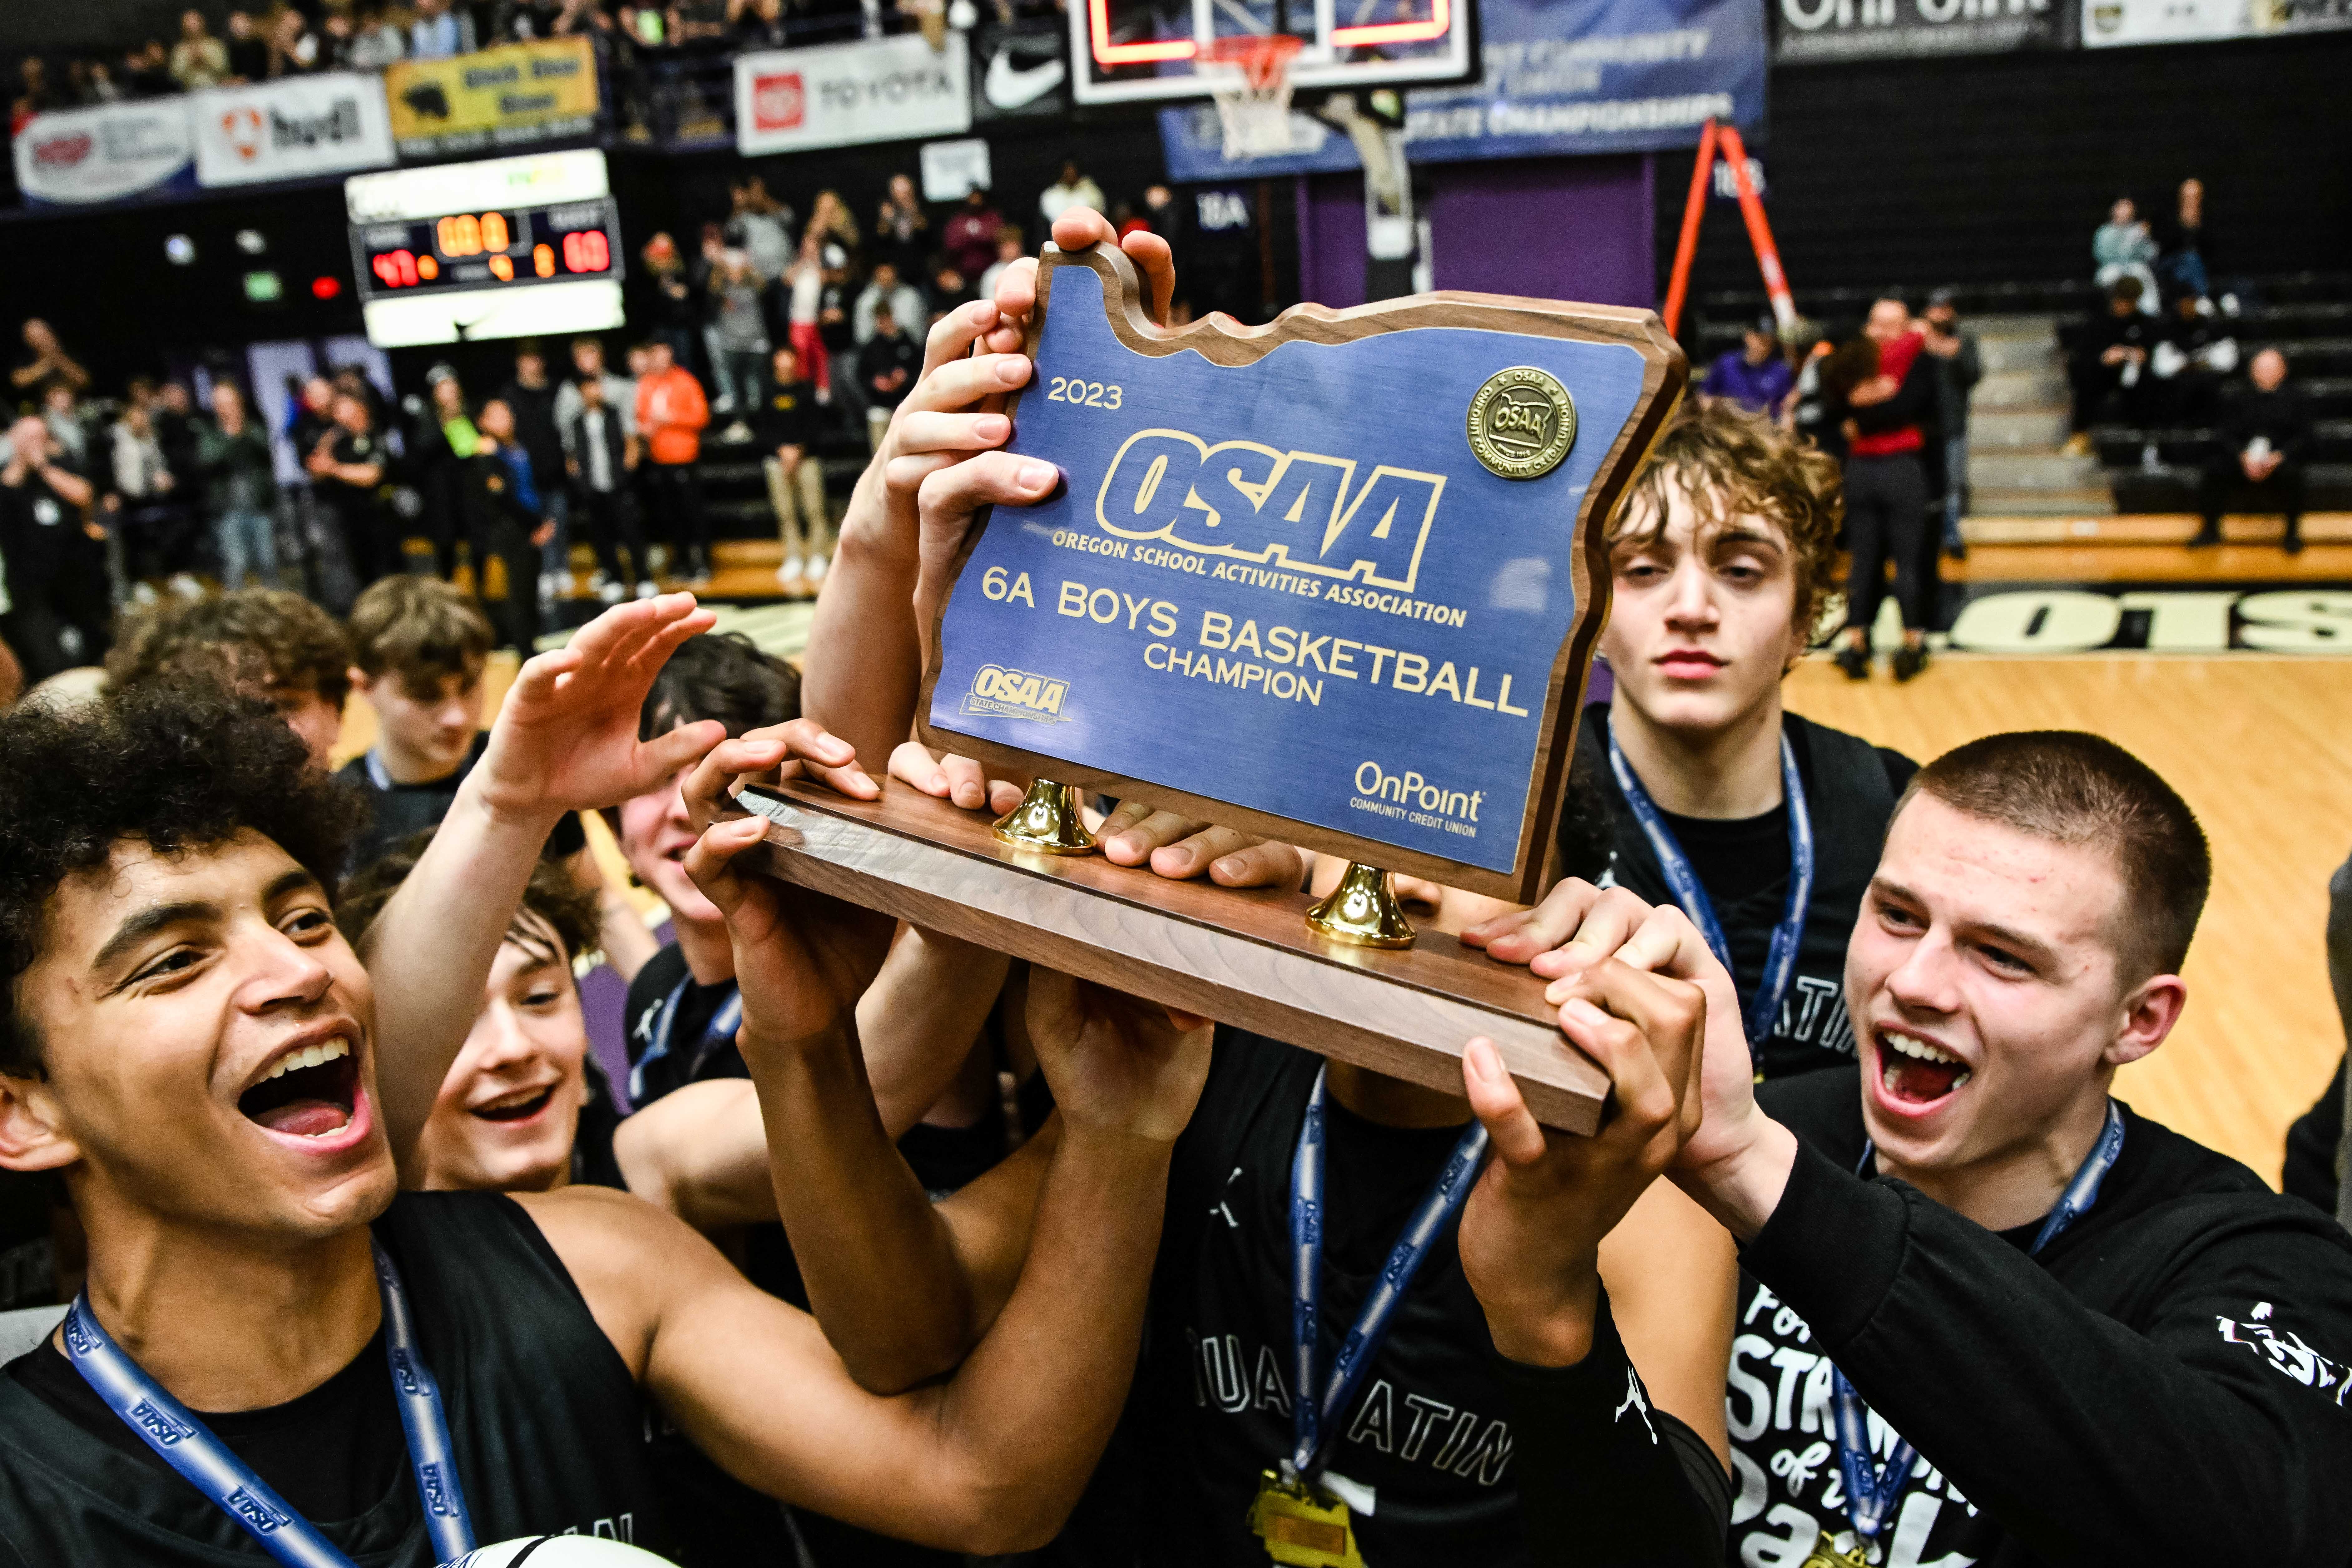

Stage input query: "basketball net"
[{"left": 1202, "top": 35, "right": 1304, "bottom": 161}]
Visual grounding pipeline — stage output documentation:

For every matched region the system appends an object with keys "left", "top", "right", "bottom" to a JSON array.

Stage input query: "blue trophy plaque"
[
  {"left": 730, "top": 242, "right": 1682, "bottom": 1133},
  {"left": 919, "top": 242, "right": 1686, "bottom": 903}
]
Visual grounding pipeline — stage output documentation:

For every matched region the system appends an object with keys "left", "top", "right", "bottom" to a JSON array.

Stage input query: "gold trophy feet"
[
  {"left": 1305, "top": 863, "right": 1416, "bottom": 949},
  {"left": 992, "top": 779, "right": 1100, "bottom": 855}
]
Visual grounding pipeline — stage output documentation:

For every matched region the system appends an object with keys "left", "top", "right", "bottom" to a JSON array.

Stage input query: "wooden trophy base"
[{"left": 729, "top": 779, "right": 1608, "bottom": 1134}]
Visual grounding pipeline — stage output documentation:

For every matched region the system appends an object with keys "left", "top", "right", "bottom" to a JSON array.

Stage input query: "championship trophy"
[{"left": 730, "top": 242, "right": 1684, "bottom": 1133}]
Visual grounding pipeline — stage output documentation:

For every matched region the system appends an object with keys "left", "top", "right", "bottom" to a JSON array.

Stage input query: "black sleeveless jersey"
[
  {"left": 0, "top": 1191, "right": 674, "bottom": 1566},
  {"left": 1574, "top": 703, "right": 1914, "bottom": 1081},
  {"left": 1124, "top": 1031, "right": 1526, "bottom": 1568}
]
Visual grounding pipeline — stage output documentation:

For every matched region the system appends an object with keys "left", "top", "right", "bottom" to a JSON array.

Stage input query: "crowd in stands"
[
  {"left": 8, "top": 0, "right": 989, "bottom": 141},
  {"left": 0, "top": 158, "right": 1197, "bottom": 698}
]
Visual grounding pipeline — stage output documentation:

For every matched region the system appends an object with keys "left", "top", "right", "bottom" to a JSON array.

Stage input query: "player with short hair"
[
  {"left": 1469, "top": 730, "right": 2352, "bottom": 1566},
  {"left": 106, "top": 586, "right": 351, "bottom": 766},
  {"left": 0, "top": 595, "right": 1212, "bottom": 1566}
]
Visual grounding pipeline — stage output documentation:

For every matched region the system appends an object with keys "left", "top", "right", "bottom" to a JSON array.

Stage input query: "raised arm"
[{"left": 358, "top": 595, "right": 719, "bottom": 1170}]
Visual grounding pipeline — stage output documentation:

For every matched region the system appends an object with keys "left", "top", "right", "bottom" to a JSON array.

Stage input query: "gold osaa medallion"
[{"left": 1465, "top": 365, "right": 1576, "bottom": 480}]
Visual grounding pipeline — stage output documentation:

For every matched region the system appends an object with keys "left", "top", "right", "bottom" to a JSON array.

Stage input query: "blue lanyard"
[
  {"left": 1606, "top": 715, "right": 1815, "bottom": 1047},
  {"left": 1284, "top": 1065, "right": 1489, "bottom": 1486},
  {"left": 63, "top": 1240, "right": 475, "bottom": 1568},
  {"left": 1832, "top": 1099, "right": 2127, "bottom": 1545},
  {"left": 629, "top": 976, "right": 743, "bottom": 1106}
]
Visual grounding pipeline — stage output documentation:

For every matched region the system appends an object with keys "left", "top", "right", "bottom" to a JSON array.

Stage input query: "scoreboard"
[{"left": 346, "top": 149, "right": 625, "bottom": 348}]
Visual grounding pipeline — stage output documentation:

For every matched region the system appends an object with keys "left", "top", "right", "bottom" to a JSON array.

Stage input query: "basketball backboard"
[{"left": 1069, "top": 0, "right": 1473, "bottom": 105}]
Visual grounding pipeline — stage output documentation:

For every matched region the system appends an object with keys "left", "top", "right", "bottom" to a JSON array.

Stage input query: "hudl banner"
[
  {"left": 192, "top": 73, "right": 394, "bottom": 188},
  {"left": 1159, "top": 0, "right": 1765, "bottom": 182},
  {"left": 384, "top": 37, "right": 599, "bottom": 157},
  {"left": 1776, "top": 0, "right": 2075, "bottom": 62},
  {"left": 735, "top": 34, "right": 972, "bottom": 156},
  {"left": 12, "top": 101, "right": 196, "bottom": 206}
]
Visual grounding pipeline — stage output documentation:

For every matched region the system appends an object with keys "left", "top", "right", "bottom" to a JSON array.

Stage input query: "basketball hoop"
[{"left": 1201, "top": 34, "right": 1305, "bottom": 161}]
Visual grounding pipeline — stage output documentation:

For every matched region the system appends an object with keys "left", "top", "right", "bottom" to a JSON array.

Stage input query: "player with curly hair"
[
  {"left": 0, "top": 594, "right": 1206, "bottom": 1565},
  {"left": 1504, "top": 395, "right": 1921, "bottom": 1081}
]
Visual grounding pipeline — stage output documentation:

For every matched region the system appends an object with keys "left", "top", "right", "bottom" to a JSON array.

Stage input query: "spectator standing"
[
  {"left": 169, "top": 10, "right": 229, "bottom": 89},
  {"left": 11, "top": 60, "right": 64, "bottom": 135},
  {"left": 2093, "top": 197, "right": 2160, "bottom": 314},
  {"left": 0, "top": 413, "right": 104, "bottom": 682},
  {"left": 1922, "top": 289, "right": 1982, "bottom": 557},
  {"left": 782, "top": 234, "right": 830, "bottom": 403},
  {"left": 928, "top": 261, "right": 974, "bottom": 324},
  {"left": 497, "top": 344, "right": 573, "bottom": 601},
  {"left": 853, "top": 260, "right": 926, "bottom": 346},
  {"left": 305, "top": 391, "right": 394, "bottom": 605},
  {"left": 1834, "top": 298, "right": 1938, "bottom": 683},
  {"left": 223, "top": 11, "right": 272, "bottom": 82},
  {"left": 977, "top": 225, "right": 1023, "bottom": 303},
  {"left": 2064, "top": 278, "right": 2158, "bottom": 453},
  {"left": 755, "top": 344, "right": 828, "bottom": 595},
  {"left": 726, "top": 175, "right": 796, "bottom": 281},
  {"left": 413, "top": 370, "right": 479, "bottom": 581},
  {"left": 639, "top": 231, "right": 702, "bottom": 379},
  {"left": 553, "top": 335, "right": 636, "bottom": 454},
  {"left": 1700, "top": 316, "right": 1793, "bottom": 414},
  {"left": 2194, "top": 346, "right": 2311, "bottom": 553},
  {"left": 805, "top": 189, "right": 860, "bottom": 262},
  {"left": 268, "top": 10, "right": 322, "bottom": 76},
  {"left": 705, "top": 249, "right": 772, "bottom": 423},
  {"left": 122, "top": 41, "right": 177, "bottom": 97},
  {"left": 1039, "top": 160, "right": 1106, "bottom": 224},
  {"left": 854, "top": 304, "right": 918, "bottom": 452},
  {"left": 2154, "top": 178, "right": 2209, "bottom": 303},
  {"left": 38, "top": 382, "right": 89, "bottom": 467},
  {"left": 636, "top": 339, "right": 711, "bottom": 583},
  {"left": 873, "top": 172, "right": 930, "bottom": 283},
  {"left": 196, "top": 381, "right": 278, "bottom": 590},
  {"left": 104, "top": 400, "right": 200, "bottom": 602},
  {"left": 410, "top": 0, "right": 480, "bottom": 58},
  {"left": 10, "top": 318, "right": 89, "bottom": 397},
  {"left": 733, "top": 0, "right": 794, "bottom": 47},
  {"left": 347, "top": 6, "right": 409, "bottom": 69},
  {"left": 464, "top": 398, "right": 558, "bottom": 650},
  {"left": 563, "top": 371, "right": 651, "bottom": 601},
  {"left": 941, "top": 187, "right": 1003, "bottom": 281}
]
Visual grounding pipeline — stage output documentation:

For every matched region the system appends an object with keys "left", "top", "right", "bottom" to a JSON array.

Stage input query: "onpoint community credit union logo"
[
  {"left": 1466, "top": 366, "right": 1576, "bottom": 480},
  {"left": 962, "top": 664, "right": 1072, "bottom": 723}
]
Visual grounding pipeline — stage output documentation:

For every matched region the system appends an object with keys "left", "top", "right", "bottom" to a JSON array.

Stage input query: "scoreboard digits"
[
  {"left": 359, "top": 198, "right": 617, "bottom": 298},
  {"left": 347, "top": 150, "right": 625, "bottom": 347}
]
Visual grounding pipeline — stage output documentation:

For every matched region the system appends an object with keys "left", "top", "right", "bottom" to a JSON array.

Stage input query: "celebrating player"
[
  {"left": 1473, "top": 732, "right": 2352, "bottom": 1566},
  {"left": 0, "top": 595, "right": 1214, "bottom": 1565}
]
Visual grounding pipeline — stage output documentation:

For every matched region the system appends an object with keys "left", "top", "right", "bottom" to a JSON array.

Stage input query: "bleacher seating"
[{"left": 1692, "top": 271, "right": 2352, "bottom": 517}]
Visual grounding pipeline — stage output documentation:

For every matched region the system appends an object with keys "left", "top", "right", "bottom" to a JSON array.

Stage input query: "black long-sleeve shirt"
[
  {"left": 1727, "top": 1066, "right": 2352, "bottom": 1567},
  {"left": 2215, "top": 383, "right": 2315, "bottom": 464},
  {"left": 1500, "top": 1290, "right": 1731, "bottom": 1566}
]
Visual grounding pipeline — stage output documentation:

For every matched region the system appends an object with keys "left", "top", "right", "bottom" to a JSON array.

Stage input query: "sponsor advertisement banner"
[
  {"left": 384, "top": 37, "right": 599, "bottom": 157},
  {"left": 192, "top": 73, "right": 394, "bottom": 188},
  {"left": 1776, "top": 0, "right": 2074, "bottom": 63},
  {"left": 2081, "top": 0, "right": 2352, "bottom": 45},
  {"left": 1159, "top": 0, "right": 1766, "bottom": 182},
  {"left": 12, "top": 101, "right": 197, "bottom": 206},
  {"left": 735, "top": 34, "right": 972, "bottom": 155},
  {"left": 970, "top": 8, "right": 1071, "bottom": 121}
]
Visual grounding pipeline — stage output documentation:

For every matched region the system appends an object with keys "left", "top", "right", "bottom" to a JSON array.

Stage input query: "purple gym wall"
[{"left": 1296, "top": 154, "right": 1657, "bottom": 311}]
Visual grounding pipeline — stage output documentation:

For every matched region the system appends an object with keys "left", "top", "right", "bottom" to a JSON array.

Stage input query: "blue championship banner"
[{"left": 925, "top": 246, "right": 1684, "bottom": 897}]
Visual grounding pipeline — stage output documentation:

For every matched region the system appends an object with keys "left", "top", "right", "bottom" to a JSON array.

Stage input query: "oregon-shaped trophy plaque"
[{"left": 734, "top": 242, "right": 1685, "bottom": 1132}]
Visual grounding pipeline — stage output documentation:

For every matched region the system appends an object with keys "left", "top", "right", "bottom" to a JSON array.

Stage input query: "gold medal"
[
  {"left": 1247, "top": 1470, "right": 1365, "bottom": 1568},
  {"left": 1465, "top": 366, "right": 1577, "bottom": 480},
  {"left": 1798, "top": 1528, "right": 1877, "bottom": 1568}
]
